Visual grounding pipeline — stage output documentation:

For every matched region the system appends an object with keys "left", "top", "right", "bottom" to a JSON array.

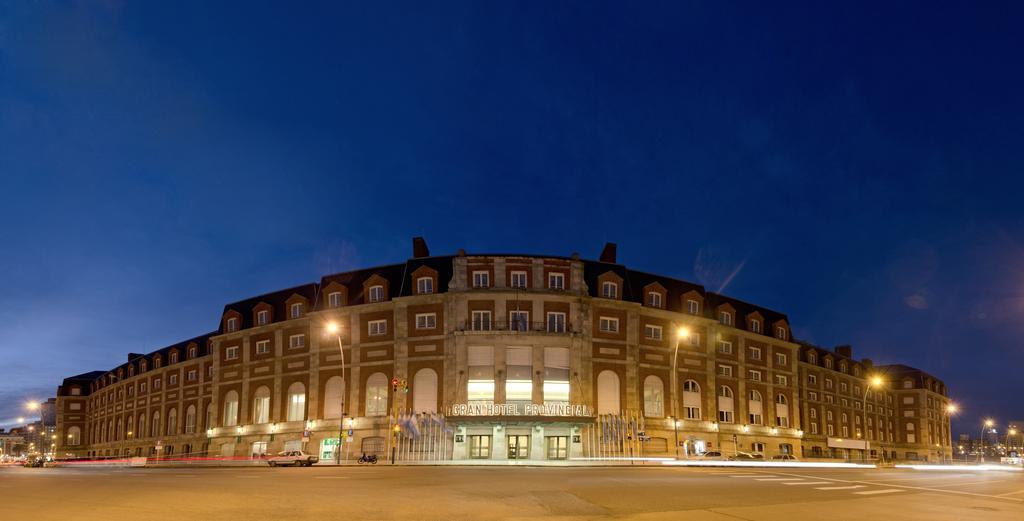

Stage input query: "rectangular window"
[
  {"left": 598, "top": 316, "right": 619, "bottom": 333},
  {"left": 289, "top": 334, "right": 305, "bottom": 349},
  {"left": 225, "top": 346, "right": 239, "bottom": 360},
  {"left": 255, "top": 340, "right": 270, "bottom": 354},
  {"left": 471, "top": 310, "right": 492, "bottom": 331},
  {"left": 601, "top": 282, "right": 618, "bottom": 299},
  {"left": 644, "top": 324, "right": 663, "bottom": 341},
  {"left": 546, "top": 312, "right": 566, "bottom": 333},
  {"left": 826, "top": 395, "right": 834, "bottom": 404},
  {"left": 510, "top": 271, "right": 528, "bottom": 289},
  {"left": 546, "top": 436, "right": 568, "bottom": 460},
  {"left": 688, "top": 333, "right": 701, "bottom": 347},
  {"left": 468, "top": 435, "right": 491, "bottom": 459},
  {"left": 776, "top": 353, "right": 787, "bottom": 366},
  {"left": 154, "top": 378, "right": 162, "bottom": 390},
  {"left": 472, "top": 271, "right": 490, "bottom": 288},
  {"left": 290, "top": 303, "right": 302, "bottom": 319},
  {"left": 328, "top": 292, "right": 342, "bottom": 308},
  {"left": 226, "top": 317, "right": 238, "bottom": 332},
  {"left": 749, "top": 347, "right": 762, "bottom": 360},
  {"left": 368, "top": 319, "right": 387, "bottom": 336},
  {"left": 810, "top": 423, "right": 819, "bottom": 434},
  {"left": 187, "top": 370, "right": 197, "bottom": 381},
  {"left": 808, "top": 374, "right": 817, "bottom": 385},
  {"left": 687, "top": 299, "right": 699, "bottom": 314},
  {"left": 369, "top": 285, "right": 384, "bottom": 303},
  {"left": 717, "top": 341, "right": 733, "bottom": 354},
  {"left": 467, "top": 346, "right": 495, "bottom": 405},
  {"left": 719, "top": 312, "right": 732, "bottom": 325},
  {"left": 718, "top": 365, "right": 733, "bottom": 377},
  {"left": 685, "top": 406, "right": 700, "bottom": 420},
  {"left": 140, "top": 382, "right": 147, "bottom": 393},
  {"left": 776, "top": 326, "right": 786, "bottom": 340},
  {"left": 749, "top": 370, "right": 762, "bottom": 381},
  {"left": 417, "top": 277, "right": 434, "bottom": 294},
  {"left": 169, "top": 374, "right": 178, "bottom": 385},
  {"left": 505, "top": 346, "right": 532, "bottom": 406},
  {"left": 548, "top": 272, "right": 565, "bottom": 290},
  {"left": 648, "top": 292, "right": 662, "bottom": 308},
  {"left": 825, "top": 378, "right": 834, "bottom": 389},
  {"left": 775, "top": 374, "right": 788, "bottom": 386},
  {"left": 718, "top": 410, "right": 734, "bottom": 423},
  {"left": 509, "top": 310, "right": 529, "bottom": 332},
  {"left": 543, "top": 347, "right": 570, "bottom": 405},
  {"left": 415, "top": 313, "right": 437, "bottom": 330},
  {"left": 257, "top": 310, "right": 269, "bottom": 326},
  {"left": 750, "top": 319, "right": 761, "bottom": 333}
]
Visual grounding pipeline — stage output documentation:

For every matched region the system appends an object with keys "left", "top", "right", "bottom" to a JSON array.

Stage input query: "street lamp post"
[
  {"left": 861, "top": 376, "right": 882, "bottom": 462},
  {"left": 979, "top": 419, "right": 994, "bottom": 463},
  {"left": 671, "top": 326, "right": 689, "bottom": 460},
  {"left": 941, "top": 403, "right": 957, "bottom": 464},
  {"left": 326, "top": 322, "right": 347, "bottom": 465}
]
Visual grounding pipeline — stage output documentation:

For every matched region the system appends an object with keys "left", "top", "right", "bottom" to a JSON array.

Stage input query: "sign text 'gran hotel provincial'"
[{"left": 446, "top": 403, "right": 595, "bottom": 417}]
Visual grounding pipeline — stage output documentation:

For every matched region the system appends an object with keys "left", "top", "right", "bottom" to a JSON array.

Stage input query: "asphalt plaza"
[{"left": 2, "top": 464, "right": 1023, "bottom": 520}]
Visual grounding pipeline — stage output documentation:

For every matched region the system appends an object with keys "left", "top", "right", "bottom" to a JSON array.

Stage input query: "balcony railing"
[{"left": 458, "top": 320, "right": 574, "bottom": 334}]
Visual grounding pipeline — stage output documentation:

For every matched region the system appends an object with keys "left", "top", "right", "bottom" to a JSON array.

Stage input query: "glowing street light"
[
  {"left": 946, "top": 403, "right": 959, "bottom": 415},
  {"left": 325, "top": 321, "right": 347, "bottom": 464},
  {"left": 860, "top": 376, "right": 884, "bottom": 462},
  {"left": 980, "top": 419, "right": 996, "bottom": 463},
  {"left": 670, "top": 325, "right": 691, "bottom": 459},
  {"left": 25, "top": 402, "right": 40, "bottom": 412}
]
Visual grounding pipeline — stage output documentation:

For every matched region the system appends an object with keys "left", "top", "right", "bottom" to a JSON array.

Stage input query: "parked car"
[
  {"left": 729, "top": 452, "right": 764, "bottom": 461},
  {"left": 771, "top": 454, "right": 799, "bottom": 461},
  {"left": 267, "top": 451, "right": 319, "bottom": 467},
  {"left": 693, "top": 451, "right": 726, "bottom": 461},
  {"left": 22, "top": 457, "right": 45, "bottom": 468}
]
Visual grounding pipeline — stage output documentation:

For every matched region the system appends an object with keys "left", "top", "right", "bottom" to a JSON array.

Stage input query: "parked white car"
[
  {"left": 267, "top": 451, "right": 319, "bottom": 467},
  {"left": 693, "top": 451, "right": 726, "bottom": 461}
]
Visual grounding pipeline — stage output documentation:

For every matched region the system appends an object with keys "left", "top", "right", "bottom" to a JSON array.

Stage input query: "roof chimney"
[
  {"left": 834, "top": 345, "right": 852, "bottom": 358},
  {"left": 599, "top": 242, "right": 617, "bottom": 263},
  {"left": 412, "top": 237, "right": 430, "bottom": 258}
]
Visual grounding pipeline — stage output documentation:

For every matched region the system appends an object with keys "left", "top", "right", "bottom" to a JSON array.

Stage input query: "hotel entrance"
[{"left": 507, "top": 435, "right": 530, "bottom": 459}]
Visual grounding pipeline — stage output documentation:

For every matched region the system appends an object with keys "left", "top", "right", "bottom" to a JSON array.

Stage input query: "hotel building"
[{"left": 53, "top": 239, "right": 953, "bottom": 463}]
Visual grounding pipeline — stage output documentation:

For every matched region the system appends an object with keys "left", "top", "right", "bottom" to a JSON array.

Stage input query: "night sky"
[{"left": 1, "top": 2, "right": 1022, "bottom": 435}]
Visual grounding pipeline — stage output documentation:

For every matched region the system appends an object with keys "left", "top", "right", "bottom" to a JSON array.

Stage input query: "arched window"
[
  {"left": 116, "top": 418, "right": 124, "bottom": 441},
  {"left": 67, "top": 426, "right": 81, "bottom": 446},
  {"left": 151, "top": 411, "right": 160, "bottom": 438},
  {"left": 365, "top": 373, "right": 388, "bottom": 416},
  {"left": 412, "top": 369, "right": 438, "bottom": 414},
  {"left": 185, "top": 405, "right": 197, "bottom": 434},
  {"left": 138, "top": 415, "right": 146, "bottom": 439},
  {"left": 166, "top": 408, "right": 177, "bottom": 435},
  {"left": 642, "top": 375, "right": 664, "bottom": 418},
  {"left": 286, "top": 382, "right": 306, "bottom": 422},
  {"left": 252, "top": 386, "right": 271, "bottom": 424},
  {"left": 717, "top": 385, "right": 735, "bottom": 423},
  {"left": 748, "top": 390, "right": 763, "bottom": 425},
  {"left": 126, "top": 415, "right": 134, "bottom": 438},
  {"left": 596, "top": 370, "right": 621, "bottom": 414},
  {"left": 205, "top": 403, "right": 214, "bottom": 430},
  {"left": 323, "top": 376, "right": 345, "bottom": 419},
  {"left": 682, "top": 380, "right": 702, "bottom": 420},
  {"left": 223, "top": 390, "right": 239, "bottom": 427}
]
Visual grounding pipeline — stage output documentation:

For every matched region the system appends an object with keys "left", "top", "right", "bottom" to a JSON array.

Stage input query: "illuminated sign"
[{"left": 446, "top": 403, "right": 594, "bottom": 417}]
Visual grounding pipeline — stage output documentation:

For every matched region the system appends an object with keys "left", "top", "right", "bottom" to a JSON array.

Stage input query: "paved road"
[{"left": 3, "top": 465, "right": 1023, "bottom": 520}]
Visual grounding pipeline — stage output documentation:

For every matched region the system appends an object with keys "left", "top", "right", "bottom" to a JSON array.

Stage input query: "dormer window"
[
  {"left": 601, "top": 282, "right": 618, "bottom": 299},
  {"left": 257, "top": 310, "right": 269, "bottom": 326},
  {"left": 188, "top": 346, "right": 197, "bottom": 359},
  {"left": 226, "top": 317, "right": 238, "bottom": 332},
  {"left": 647, "top": 292, "right": 662, "bottom": 308},
  {"left": 417, "top": 277, "right": 434, "bottom": 294},
  {"left": 328, "top": 292, "right": 342, "bottom": 308},
  {"left": 290, "top": 303, "right": 302, "bottom": 319},
  {"left": 472, "top": 271, "right": 490, "bottom": 288},
  {"left": 776, "top": 326, "right": 786, "bottom": 340},
  {"left": 807, "top": 353, "right": 817, "bottom": 365},
  {"left": 140, "top": 360, "right": 147, "bottom": 372},
  {"left": 750, "top": 319, "right": 761, "bottom": 333},
  {"left": 368, "top": 285, "right": 384, "bottom": 303},
  {"left": 510, "top": 271, "right": 528, "bottom": 289},
  {"left": 840, "top": 361, "right": 848, "bottom": 373},
  {"left": 719, "top": 311, "right": 732, "bottom": 326},
  {"left": 128, "top": 366, "right": 134, "bottom": 377},
  {"left": 153, "top": 357, "right": 161, "bottom": 369},
  {"left": 687, "top": 300, "right": 699, "bottom": 314},
  {"left": 169, "top": 352, "right": 178, "bottom": 364},
  {"left": 824, "top": 358, "right": 834, "bottom": 370}
]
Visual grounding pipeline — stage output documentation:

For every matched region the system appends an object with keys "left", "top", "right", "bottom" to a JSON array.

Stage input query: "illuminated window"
[
  {"left": 643, "top": 375, "right": 665, "bottom": 417},
  {"left": 286, "top": 382, "right": 306, "bottom": 422}
]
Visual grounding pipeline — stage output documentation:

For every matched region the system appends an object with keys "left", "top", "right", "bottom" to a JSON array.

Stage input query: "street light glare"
[
  {"left": 16, "top": 417, "right": 25, "bottom": 423},
  {"left": 326, "top": 322, "right": 340, "bottom": 334},
  {"left": 869, "top": 376, "right": 883, "bottom": 387},
  {"left": 676, "top": 327, "right": 689, "bottom": 338},
  {"left": 25, "top": 402, "right": 39, "bottom": 411},
  {"left": 985, "top": 419, "right": 995, "bottom": 427},
  {"left": 945, "top": 403, "right": 958, "bottom": 414}
]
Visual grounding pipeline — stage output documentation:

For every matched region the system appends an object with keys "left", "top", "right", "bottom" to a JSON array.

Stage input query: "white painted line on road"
[
  {"left": 815, "top": 485, "right": 866, "bottom": 490},
  {"left": 755, "top": 478, "right": 794, "bottom": 481},
  {"left": 730, "top": 474, "right": 774, "bottom": 478},
  {"left": 782, "top": 481, "right": 830, "bottom": 485},
  {"left": 996, "top": 488, "right": 1024, "bottom": 497},
  {"left": 313, "top": 476, "right": 349, "bottom": 479},
  {"left": 854, "top": 489, "right": 904, "bottom": 495}
]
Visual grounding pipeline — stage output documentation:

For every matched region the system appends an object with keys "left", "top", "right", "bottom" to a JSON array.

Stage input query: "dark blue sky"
[{"left": 2, "top": 2, "right": 1022, "bottom": 434}]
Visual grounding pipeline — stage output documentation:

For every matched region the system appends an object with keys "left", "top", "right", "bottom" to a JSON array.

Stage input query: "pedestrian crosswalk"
[{"left": 725, "top": 474, "right": 904, "bottom": 496}]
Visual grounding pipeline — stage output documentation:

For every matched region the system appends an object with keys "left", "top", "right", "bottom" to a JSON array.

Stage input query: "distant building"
[{"left": 40, "top": 398, "right": 57, "bottom": 426}]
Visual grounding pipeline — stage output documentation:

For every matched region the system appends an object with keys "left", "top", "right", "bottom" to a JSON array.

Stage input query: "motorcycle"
[{"left": 358, "top": 453, "right": 378, "bottom": 465}]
